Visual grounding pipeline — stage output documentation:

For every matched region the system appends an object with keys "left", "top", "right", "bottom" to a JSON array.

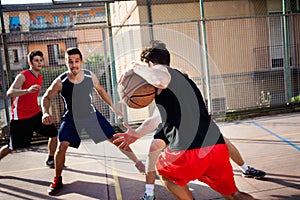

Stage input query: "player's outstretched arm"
[
  {"left": 92, "top": 72, "right": 123, "bottom": 119},
  {"left": 113, "top": 107, "right": 162, "bottom": 149},
  {"left": 41, "top": 78, "right": 62, "bottom": 125},
  {"left": 7, "top": 74, "right": 41, "bottom": 97}
]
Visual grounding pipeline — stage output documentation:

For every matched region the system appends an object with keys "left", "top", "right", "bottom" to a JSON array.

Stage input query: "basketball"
[{"left": 118, "top": 72, "right": 156, "bottom": 109}]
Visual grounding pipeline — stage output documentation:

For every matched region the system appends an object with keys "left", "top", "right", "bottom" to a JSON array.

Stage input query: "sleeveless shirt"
[
  {"left": 11, "top": 70, "right": 42, "bottom": 120},
  {"left": 154, "top": 67, "right": 225, "bottom": 150},
  {"left": 59, "top": 69, "right": 96, "bottom": 117}
]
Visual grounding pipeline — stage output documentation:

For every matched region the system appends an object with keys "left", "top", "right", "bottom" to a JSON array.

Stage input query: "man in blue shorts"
[
  {"left": 41, "top": 47, "right": 145, "bottom": 195},
  {"left": 114, "top": 41, "right": 257, "bottom": 199},
  {"left": 0, "top": 50, "right": 58, "bottom": 168}
]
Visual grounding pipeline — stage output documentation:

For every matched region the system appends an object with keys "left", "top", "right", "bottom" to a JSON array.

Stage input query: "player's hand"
[
  {"left": 42, "top": 113, "right": 54, "bottom": 125},
  {"left": 27, "top": 84, "right": 41, "bottom": 93},
  {"left": 113, "top": 122, "right": 138, "bottom": 150}
]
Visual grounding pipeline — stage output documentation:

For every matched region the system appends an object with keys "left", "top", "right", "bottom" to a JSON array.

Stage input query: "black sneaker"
[
  {"left": 46, "top": 160, "right": 55, "bottom": 168},
  {"left": 242, "top": 166, "right": 266, "bottom": 179},
  {"left": 48, "top": 176, "right": 63, "bottom": 195}
]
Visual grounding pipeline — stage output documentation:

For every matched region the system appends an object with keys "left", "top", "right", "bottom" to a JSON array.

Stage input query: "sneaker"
[
  {"left": 135, "top": 161, "right": 145, "bottom": 174},
  {"left": 242, "top": 166, "right": 266, "bottom": 179},
  {"left": 140, "top": 193, "right": 156, "bottom": 200},
  {"left": 46, "top": 160, "right": 55, "bottom": 168},
  {"left": 48, "top": 176, "right": 63, "bottom": 195}
]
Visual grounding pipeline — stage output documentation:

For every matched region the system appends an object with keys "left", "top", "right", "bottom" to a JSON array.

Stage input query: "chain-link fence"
[{"left": 0, "top": 0, "right": 300, "bottom": 143}]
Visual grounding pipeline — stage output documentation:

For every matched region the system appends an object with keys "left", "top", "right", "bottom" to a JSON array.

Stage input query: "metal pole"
[
  {"left": 199, "top": 0, "right": 212, "bottom": 114},
  {"left": 146, "top": 0, "right": 154, "bottom": 41},
  {"left": 101, "top": 27, "right": 114, "bottom": 123},
  {"left": 105, "top": 2, "right": 118, "bottom": 124},
  {"left": 0, "top": 0, "right": 11, "bottom": 135},
  {"left": 282, "top": 0, "right": 292, "bottom": 102},
  {"left": 0, "top": 0, "right": 12, "bottom": 86},
  {"left": 196, "top": 21, "right": 205, "bottom": 96},
  {"left": 0, "top": 39, "right": 10, "bottom": 135}
]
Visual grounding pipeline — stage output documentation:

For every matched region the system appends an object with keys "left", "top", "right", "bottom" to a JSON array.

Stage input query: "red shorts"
[{"left": 156, "top": 144, "right": 236, "bottom": 195}]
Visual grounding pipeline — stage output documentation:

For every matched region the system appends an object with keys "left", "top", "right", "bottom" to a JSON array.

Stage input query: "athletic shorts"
[
  {"left": 156, "top": 144, "right": 237, "bottom": 195},
  {"left": 153, "top": 126, "right": 170, "bottom": 145},
  {"left": 9, "top": 112, "right": 58, "bottom": 150},
  {"left": 58, "top": 110, "right": 115, "bottom": 148}
]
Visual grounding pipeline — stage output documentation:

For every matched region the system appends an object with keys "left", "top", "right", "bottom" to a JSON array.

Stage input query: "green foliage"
[{"left": 291, "top": 95, "right": 300, "bottom": 103}]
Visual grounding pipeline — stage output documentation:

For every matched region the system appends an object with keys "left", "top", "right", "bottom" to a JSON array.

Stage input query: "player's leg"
[
  {"left": 108, "top": 138, "right": 145, "bottom": 173},
  {"left": 0, "top": 145, "right": 12, "bottom": 160},
  {"left": 159, "top": 175, "right": 194, "bottom": 200},
  {"left": 0, "top": 119, "right": 32, "bottom": 160},
  {"left": 48, "top": 116, "right": 77, "bottom": 195},
  {"left": 224, "top": 136, "right": 244, "bottom": 166},
  {"left": 141, "top": 138, "right": 166, "bottom": 200},
  {"left": 199, "top": 144, "right": 256, "bottom": 200},
  {"left": 48, "top": 141, "right": 69, "bottom": 195},
  {"left": 35, "top": 112, "right": 58, "bottom": 168},
  {"left": 91, "top": 110, "right": 145, "bottom": 173},
  {"left": 224, "top": 136, "right": 266, "bottom": 179}
]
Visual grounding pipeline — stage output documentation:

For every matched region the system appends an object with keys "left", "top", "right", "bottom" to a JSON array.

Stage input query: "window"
[
  {"left": 36, "top": 16, "right": 46, "bottom": 28},
  {"left": 9, "top": 49, "right": 19, "bottom": 63},
  {"left": 47, "top": 44, "right": 59, "bottom": 66},
  {"left": 83, "top": 13, "right": 89, "bottom": 17},
  {"left": 9, "top": 16, "right": 20, "bottom": 31},
  {"left": 96, "top": 12, "right": 105, "bottom": 17},
  {"left": 63, "top": 14, "right": 70, "bottom": 25},
  {"left": 53, "top": 15, "right": 60, "bottom": 25}
]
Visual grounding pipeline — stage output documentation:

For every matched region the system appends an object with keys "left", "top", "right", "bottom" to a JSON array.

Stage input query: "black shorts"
[
  {"left": 153, "top": 124, "right": 170, "bottom": 145},
  {"left": 9, "top": 112, "right": 57, "bottom": 150}
]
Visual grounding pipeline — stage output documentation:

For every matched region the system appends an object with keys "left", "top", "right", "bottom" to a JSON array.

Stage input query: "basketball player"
[
  {"left": 0, "top": 50, "right": 58, "bottom": 168},
  {"left": 114, "top": 41, "right": 257, "bottom": 199},
  {"left": 41, "top": 47, "right": 145, "bottom": 195}
]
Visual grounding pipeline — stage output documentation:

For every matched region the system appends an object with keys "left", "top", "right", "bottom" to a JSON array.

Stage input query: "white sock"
[
  {"left": 145, "top": 184, "right": 155, "bottom": 196},
  {"left": 239, "top": 163, "right": 249, "bottom": 173}
]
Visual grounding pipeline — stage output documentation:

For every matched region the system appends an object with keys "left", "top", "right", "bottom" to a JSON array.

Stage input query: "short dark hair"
[
  {"left": 140, "top": 40, "right": 170, "bottom": 66},
  {"left": 28, "top": 50, "right": 43, "bottom": 63},
  {"left": 66, "top": 47, "right": 82, "bottom": 60}
]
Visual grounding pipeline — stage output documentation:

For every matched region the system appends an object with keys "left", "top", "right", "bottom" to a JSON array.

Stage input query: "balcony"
[
  {"left": 73, "top": 16, "right": 106, "bottom": 25},
  {"left": 29, "top": 16, "right": 106, "bottom": 30},
  {"left": 29, "top": 21, "right": 74, "bottom": 30}
]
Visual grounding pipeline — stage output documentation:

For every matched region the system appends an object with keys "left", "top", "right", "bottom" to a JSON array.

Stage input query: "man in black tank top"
[
  {"left": 114, "top": 41, "right": 257, "bottom": 200},
  {"left": 41, "top": 47, "right": 145, "bottom": 195}
]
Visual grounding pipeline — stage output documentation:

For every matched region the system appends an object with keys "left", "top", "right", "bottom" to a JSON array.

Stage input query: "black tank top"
[
  {"left": 154, "top": 67, "right": 224, "bottom": 150},
  {"left": 59, "top": 69, "right": 96, "bottom": 117}
]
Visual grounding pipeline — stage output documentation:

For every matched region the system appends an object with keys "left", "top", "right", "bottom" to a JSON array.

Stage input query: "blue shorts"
[{"left": 58, "top": 110, "right": 115, "bottom": 148}]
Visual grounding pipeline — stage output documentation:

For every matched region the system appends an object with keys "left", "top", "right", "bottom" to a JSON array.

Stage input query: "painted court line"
[
  {"left": 251, "top": 122, "right": 300, "bottom": 151},
  {"left": 111, "top": 160, "right": 122, "bottom": 200}
]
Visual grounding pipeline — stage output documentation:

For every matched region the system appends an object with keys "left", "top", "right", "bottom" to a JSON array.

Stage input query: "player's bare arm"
[
  {"left": 7, "top": 74, "right": 41, "bottom": 97},
  {"left": 133, "top": 63, "right": 171, "bottom": 89},
  {"left": 113, "top": 107, "right": 162, "bottom": 149},
  {"left": 92, "top": 73, "right": 123, "bottom": 118},
  {"left": 41, "top": 78, "right": 62, "bottom": 125}
]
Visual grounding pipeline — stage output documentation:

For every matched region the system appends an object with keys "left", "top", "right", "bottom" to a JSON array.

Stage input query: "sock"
[
  {"left": 48, "top": 156, "right": 54, "bottom": 161},
  {"left": 145, "top": 184, "right": 154, "bottom": 196},
  {"left": 239, "top": 163, "right": 249, "bottom": 173}
]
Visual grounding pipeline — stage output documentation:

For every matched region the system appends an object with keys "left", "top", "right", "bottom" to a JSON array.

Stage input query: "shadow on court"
[{"left": 0, "top": 112, "right": 300, "bottom": 199}]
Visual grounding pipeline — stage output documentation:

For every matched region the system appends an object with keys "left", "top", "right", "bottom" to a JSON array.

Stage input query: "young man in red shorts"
[
  {"left": 0, "top": 50, "right": 58, "bottom": 168},
  {"left": 114, "top": 41, "right": 256, "bottom": 199}
]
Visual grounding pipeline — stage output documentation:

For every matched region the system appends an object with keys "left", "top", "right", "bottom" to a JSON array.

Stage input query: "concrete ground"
[{"left": 0, "top": 112, "right": 300, "bottom": 200}]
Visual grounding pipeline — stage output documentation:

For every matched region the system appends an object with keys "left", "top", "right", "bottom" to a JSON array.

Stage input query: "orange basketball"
[{"left": 118, "top": 73, "right": 156, "bottom": 109}]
